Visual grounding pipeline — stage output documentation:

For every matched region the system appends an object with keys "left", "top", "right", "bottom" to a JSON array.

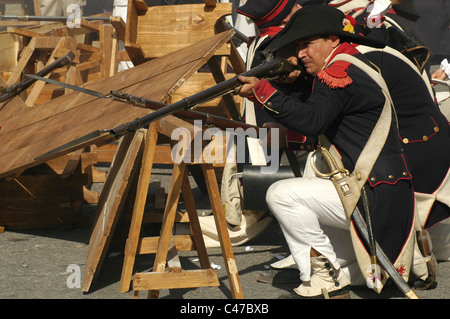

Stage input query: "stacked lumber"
[
  {"left": 0, "top": 0, "right": 243, "bottom": 230},
  {"left": 0, "top": 10, "right": 127, "bottom": 229}
]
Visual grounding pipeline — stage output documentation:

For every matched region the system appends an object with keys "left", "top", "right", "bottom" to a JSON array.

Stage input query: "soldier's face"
[{"left": 296, "top": 35, "right": 340, "bottom": 76}]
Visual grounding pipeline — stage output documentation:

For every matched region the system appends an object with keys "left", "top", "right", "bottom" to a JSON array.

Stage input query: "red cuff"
[
  {"left": 286, "top": 130, "right": 306, "bottom": 144},
  {"left": 252, "top": 79, "right": 278, "bottom": 106}
]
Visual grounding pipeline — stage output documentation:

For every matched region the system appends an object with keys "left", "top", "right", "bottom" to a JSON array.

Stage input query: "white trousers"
[{"left": 266, "top": 154, "right": 360, "bottom": 282}]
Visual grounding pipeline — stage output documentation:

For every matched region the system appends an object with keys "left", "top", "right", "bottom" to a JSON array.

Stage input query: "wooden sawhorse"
[{"left": 119, "top": 122, "right": 243, "bottom": 299}]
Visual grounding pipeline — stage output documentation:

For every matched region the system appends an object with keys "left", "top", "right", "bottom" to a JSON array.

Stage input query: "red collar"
[
  {"left": 316, "top": 43, "right": 359, "bottom": 89},
  {"left": 325, "top": 42, "right": 359, "bottom": 68},
  {"left": 259, "top": 26, "right": 283, "bottom": 38}
]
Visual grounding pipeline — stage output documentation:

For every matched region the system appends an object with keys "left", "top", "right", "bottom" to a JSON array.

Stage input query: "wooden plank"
[
  {"left": 0, "top": 31, "right": 234, "bottom": 179},
  {"left": 82, "top": 129, "right": 145, "bottom": 292},
  {"left": 136, "top": 234, "right": 195, "bottom": 255},
  {"left": 110, "top": 16, "right": 126, "bottom": 41},
  {"left": 125, "top": 0, "right": 140, "bottom": 48},
  {"left": 131, "top": 3, "right": 232, "bottom": 59},
  {"left": 133, "top": 269, "right": 219, "bottom": 291},
  {"left": 100, "top": 24, "right": 114, "bottom": 78},
  {"left": 25, "top": 37, "right": 65, "bottom": 107},
  {"left": 6, "top": 37, "right": 36, "bottom": 86},
  {"left": 8, "top": 27, "right": 47, "bottom": 38},
  {"left": 0, "top": 32, "right": 19, "bottom": 73}
]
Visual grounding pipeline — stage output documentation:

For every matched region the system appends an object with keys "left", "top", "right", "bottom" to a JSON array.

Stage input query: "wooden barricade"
[
  {"left": 0, "top": 14, "right": 128, "bottom": 229},
  {"left": 123, "top": 0, "right": 245, "bottom": 121}
]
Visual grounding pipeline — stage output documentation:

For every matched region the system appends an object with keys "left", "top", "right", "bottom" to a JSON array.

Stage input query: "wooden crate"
[{"left": 124, "top": 0, "right": 233, "bottom": 64}]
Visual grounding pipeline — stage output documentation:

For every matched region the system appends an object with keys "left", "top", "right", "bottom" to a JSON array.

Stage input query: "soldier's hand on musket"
[
  {"left": 237, "top": 76, "right": 260, "bottom": 97},
  {"left": 278, "top": 56, "right": 302, "bottom": 83}
]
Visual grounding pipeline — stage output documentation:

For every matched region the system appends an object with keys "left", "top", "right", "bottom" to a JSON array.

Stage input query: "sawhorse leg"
[
  {"left": 202, "top": 163, "right": 243, "bottom": 299},
  {"left": 120, "top": 123, "right": 158, "bottom": 293}
]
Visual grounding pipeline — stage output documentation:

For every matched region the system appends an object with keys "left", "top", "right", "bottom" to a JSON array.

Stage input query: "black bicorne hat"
[
  {"left": 236, "top": 0, "right": 297, "bottom": 29},
  {"left": 266, "top": 4, "right": 386, "bottom": 53}
]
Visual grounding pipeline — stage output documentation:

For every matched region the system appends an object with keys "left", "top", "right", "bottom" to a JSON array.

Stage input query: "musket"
[
  {"left": 108, "top": 91, "right": 262, "bottom": 133},
  {"left": 0, "top": 15, "right": 112, "bottom": 22},
  {"left": 312, "top": 145, "right": 419, "bottom": 299},
  {"left": 0, "top": 51, "right": 75, "bottom": 103},
  {"left": 28, "top": 57, "right": 297, "bottom": 160},
  {"left": 110, "top": 58, "right": 296, "bottom": 137},
  {"left": 221, "top": 17, "right": 250, "bottom": 47},
  {"left": 24, "top": 76, "right": 264, "bottom": 136}
]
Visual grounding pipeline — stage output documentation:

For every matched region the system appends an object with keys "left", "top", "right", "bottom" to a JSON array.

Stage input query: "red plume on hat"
[{"left": 236, "top": 0, "right": 297, "bottom": 29}]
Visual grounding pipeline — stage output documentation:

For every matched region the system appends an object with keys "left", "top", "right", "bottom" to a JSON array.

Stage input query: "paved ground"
[
  {"left": 0, "top": 217, "right": 449, "bottom": 301},
  {"left": 0, "top": 163, "right": 448, "bottom": 302}
]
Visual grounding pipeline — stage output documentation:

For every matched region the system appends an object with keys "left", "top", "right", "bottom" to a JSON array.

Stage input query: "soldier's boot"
[
  {"left": 413, "top": 230, "right": 438, "bottom": 290},
  {"left": 291, "top": 256, "right": 351, "bottom": 299}
]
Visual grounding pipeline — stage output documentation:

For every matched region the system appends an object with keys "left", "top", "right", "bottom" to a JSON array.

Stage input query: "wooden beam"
[
  {"left": 133, "top": 0, "right": 148, "bottom": 14},
  {"left": 6, "top": 37, "right": 36, "bottom": 86},
  {"left": 25, "top": 37, "right": 65, "bottom": 107},
  {"left": 136, "top": 234, "right": 195, "bottom": 255},
  {"left": 133, "top": 269, "right": 219, "bottom": 291},
  {"left": 82, "top": 130, "right": 145, "bottom": 292}
]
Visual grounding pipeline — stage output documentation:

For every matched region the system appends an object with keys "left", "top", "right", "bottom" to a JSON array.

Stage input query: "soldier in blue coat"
[
  {"left": 330, "top": 0, "right": 450, "bottom": 289},
  {"left": 237, "top": 4, "right": 416, "bottom": 298}
]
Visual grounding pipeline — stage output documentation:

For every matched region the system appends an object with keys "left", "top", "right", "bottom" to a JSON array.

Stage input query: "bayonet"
[{"left": 25, "top": 74, "right": 108, "bottom": 99}]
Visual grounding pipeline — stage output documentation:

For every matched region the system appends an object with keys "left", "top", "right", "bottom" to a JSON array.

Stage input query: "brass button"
[
  {"left": 389, "top": 175, "right": 394, "bottom": 179},
  {"left": 260, "top": 95, "right": 265, "bottom": 99},
  {"left": 403, "top": 138, "right": 409, "bottom": 144},
  {"left": 370, "top": 177, "right": 376, "bottom": 182},
  {"left": 403, "top": 171, "right": 408, "bottom": 176},
  {"left": 266, "top": 102, "right": 272, "bottom": 107},
  {"left": 423, "top": 135, "right": 428, "bottom": 141},
  {"left": 434, "top": 127, "right": 439, "bottom": 132}
]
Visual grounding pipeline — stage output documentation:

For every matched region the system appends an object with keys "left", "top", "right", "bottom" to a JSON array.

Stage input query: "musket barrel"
[
  {"left": 0, "top": 15, "right": 111, "bottom": 22},
  {"left": 110, "top": 58, "right": 296, "bottom": 137},
  {"left": 109, "top": 91, "right": 260, "bottom": 134},
  {"left": 0, "top": 51, "right": 75, "bottom": 103}
]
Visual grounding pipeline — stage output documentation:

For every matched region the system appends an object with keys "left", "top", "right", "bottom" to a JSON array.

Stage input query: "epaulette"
[{"left": 317, "top": 60, "right": 353, "bottom": 89}]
